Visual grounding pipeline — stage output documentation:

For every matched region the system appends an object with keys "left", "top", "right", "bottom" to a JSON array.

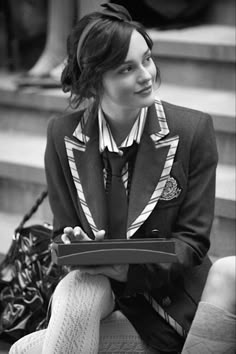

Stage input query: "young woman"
[{"left": 10, "top": 3, "right": 218, "bottom": 353}]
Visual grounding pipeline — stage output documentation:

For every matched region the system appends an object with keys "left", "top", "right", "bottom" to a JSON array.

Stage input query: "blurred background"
[{"left": 0, "top": 0, "right": 235, "bottom": 267}]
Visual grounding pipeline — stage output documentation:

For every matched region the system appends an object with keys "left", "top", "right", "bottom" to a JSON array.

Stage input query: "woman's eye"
[
  {"left": 144, "top": 55, "right": 152, "bottom": 64},
  {"left": 119, "top": 65, "right": 133, "bottom": 74}
]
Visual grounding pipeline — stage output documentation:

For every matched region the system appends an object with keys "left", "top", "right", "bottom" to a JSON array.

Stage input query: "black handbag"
[{"left": 0, "top": 190, "right": 64, "bottom": 342}]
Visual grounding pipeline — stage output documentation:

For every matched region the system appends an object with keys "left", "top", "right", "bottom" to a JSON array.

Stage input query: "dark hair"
[{"left": 61, "top": 12, "right": 160, "bottom": 109}]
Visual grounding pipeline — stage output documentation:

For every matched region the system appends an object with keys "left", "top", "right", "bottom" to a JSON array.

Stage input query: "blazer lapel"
[
  {"left": 127, "top": 99, "right": 179, "bottom": 238},
  {"left": 65, "top": 106, "right": 108, "bottom": 236}
]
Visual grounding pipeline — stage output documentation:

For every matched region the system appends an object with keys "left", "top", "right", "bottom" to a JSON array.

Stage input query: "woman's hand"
[
  {"left": 80, "top": 264, "right": 129, "bottom": 282},
  {"left": 61, "top": 226, "right": 129, "bottom": 282},
  {"left": 61, "top": 226, "right": 105, "bottom": 243}
]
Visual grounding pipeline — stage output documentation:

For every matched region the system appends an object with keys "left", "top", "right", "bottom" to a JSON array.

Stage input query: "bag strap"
[{"left": 14, "top": 189, "right": 48, "bottom": 236}]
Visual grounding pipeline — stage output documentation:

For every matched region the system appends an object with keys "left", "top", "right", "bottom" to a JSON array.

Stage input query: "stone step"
[
  {"left": 0, "top": 72, "right": 68, "bottom": 112},
  {"left": 0, "top": 131, "right": 51, "bottom": 221},
  {"left": 0, "top": 132, "right": 46, "bottom": 184},
  {"left": 150, "top": 25, "right": 235, "bottom": 62},
  {"left": 149, "top": 25, "right": 235, "bottom": 90},
  {"left": 0, "top": 71, "right": 69, "bottom": 136},
  {"left": 159, "top": 85, "right": 236, "bottom": 166},
  {"left": 208, "top": 163, "right": 236, "bottom": 259},
  {"left": 160, "top": 85, "right": 236, "bottom": 134},
  {"left": 215, "top": 164, "right": 235, "bottom": 220}
]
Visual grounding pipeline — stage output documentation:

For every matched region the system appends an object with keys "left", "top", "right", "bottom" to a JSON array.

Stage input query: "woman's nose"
[{"left": 137, "top": 66, "right": 152, "bottom": 83}]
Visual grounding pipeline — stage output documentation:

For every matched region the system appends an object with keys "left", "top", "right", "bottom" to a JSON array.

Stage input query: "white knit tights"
[
  {"left": 182, "top": 301, "right": 236, "bottom": 354},
  {"left": 9, "top": 270, "right": 154, "bottom": 354}
]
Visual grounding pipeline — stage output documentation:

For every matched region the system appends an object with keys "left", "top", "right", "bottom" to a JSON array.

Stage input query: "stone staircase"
[{"left": 0, "top": 1, "right": 235, "bottom": 260}]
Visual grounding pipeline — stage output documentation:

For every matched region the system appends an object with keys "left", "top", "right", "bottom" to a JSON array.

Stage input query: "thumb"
[{"left": 95, "top": 230, "right": 105, "bottom": 241}]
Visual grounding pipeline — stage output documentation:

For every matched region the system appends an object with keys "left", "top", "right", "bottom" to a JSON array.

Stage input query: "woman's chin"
[{"left": 140, "top": 92, "right": 156, "bottom": 107}]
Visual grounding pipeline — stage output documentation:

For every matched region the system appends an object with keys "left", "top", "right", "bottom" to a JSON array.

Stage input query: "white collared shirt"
[
  {"left": 98, "top": 106, "right": 147, "bottom": 189},
  {"left": 98, "top": 106, "right": 147, "bottom": 154}
]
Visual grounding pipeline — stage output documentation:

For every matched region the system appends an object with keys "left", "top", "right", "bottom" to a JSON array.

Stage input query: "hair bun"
[{"left": 101, "top": 3, "right": 132, "bottom": 21}]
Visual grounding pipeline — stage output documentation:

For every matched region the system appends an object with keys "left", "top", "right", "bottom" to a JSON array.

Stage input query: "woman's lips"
[{"left": 135, "top": 85, "right": 152, "bottom": 95}]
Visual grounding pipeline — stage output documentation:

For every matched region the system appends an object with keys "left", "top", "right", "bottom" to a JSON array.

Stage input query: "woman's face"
[{"left": 101, "top": 30, "right": 157, "bottom": 113}]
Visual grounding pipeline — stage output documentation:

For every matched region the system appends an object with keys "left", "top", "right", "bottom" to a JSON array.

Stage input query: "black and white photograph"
[{"left": 0, "top": 1, "right": 235, "bottom": 353}]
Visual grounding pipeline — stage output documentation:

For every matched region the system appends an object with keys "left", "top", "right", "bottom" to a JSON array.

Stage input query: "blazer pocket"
[{"left": 158, "top": 161, "right": 187, "bottom": 208}]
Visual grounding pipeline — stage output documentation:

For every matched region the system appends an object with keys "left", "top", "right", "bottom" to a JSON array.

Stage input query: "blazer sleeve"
[
  {"left": 171, "top": 113, "right": 218, "bottom": 266},
  {"left": 123, "top": 113, "right": 218, "bottom": 296},
  {"left": 45, "top": 117, "right": 81, "bottom": 240}
]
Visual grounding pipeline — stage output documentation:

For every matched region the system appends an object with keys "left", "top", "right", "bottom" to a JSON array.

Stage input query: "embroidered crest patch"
[{"left": 160, "top": 177, "right": 181, "bottom": 201}]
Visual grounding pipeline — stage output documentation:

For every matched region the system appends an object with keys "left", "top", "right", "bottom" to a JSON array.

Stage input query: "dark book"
[{"left": 51, "top": 238, "right": 177, "bottom": 265}]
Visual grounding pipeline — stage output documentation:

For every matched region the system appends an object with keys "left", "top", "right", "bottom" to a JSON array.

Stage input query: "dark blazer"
[{"left": 45, "top": 100, "right": 218, "bottom": 351}]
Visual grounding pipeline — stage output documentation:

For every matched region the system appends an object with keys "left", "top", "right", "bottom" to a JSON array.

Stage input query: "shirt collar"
[
  {"left": 98, "top": 106, "right": 148, "bottom": 154},
  {"left": 72, "top": 95, "right": 169, "bottom": 146}
]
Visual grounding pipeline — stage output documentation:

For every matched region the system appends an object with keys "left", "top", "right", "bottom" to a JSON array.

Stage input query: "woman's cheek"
[
  {"left": 117, "top": 81, "right": 135, "bottom": 100},
  {"left": 150, "top": 62, "right": 157, "bottom": 82}
]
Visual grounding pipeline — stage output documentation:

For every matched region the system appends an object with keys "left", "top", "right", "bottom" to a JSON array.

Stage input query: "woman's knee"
[
  {"left": 202, "top": 256, "right": 236, "bottom": 313},
  {"left": 54, "top": 269, "right": 106, "bottom": 293},
  {"left": 208, "top": 257, "right": 235, "bottom": 289},
  {"left": 52, "top": 270, "right": 113, "bottom": 309}
]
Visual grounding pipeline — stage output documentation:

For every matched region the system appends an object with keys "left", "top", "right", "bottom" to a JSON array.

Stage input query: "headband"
[{"left": 76, "top": 3, "right": 132, "bottom": 71}]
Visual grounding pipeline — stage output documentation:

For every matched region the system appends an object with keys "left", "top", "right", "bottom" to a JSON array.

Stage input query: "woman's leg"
[
  {"left": 9, "top": 330, "right": 46, "bottom": 354},
  {"left": 201, "top": 256, "right": 236, "bottom": 313},
  {"left": 99, "top": 310, "right": 156, "bottom": 353},
  {"left": 10, "top": 312, "right": 156, "bottom": 354},
  {"left": 40, "top": 270, "right": 114, "bottom": 354},
  {"left": 10, "top": 270, "right": 114, "bottom": 354},
  {"left": 29, "top": 0, "right": 74, "bottom": 77},
  {"left": 182, "top": 256, "right": 236, "bottom": 354}
]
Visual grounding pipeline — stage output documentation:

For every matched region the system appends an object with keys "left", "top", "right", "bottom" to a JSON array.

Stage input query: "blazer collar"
[{"left": 72, "top": 102, "right": 95, "bottom": 144}]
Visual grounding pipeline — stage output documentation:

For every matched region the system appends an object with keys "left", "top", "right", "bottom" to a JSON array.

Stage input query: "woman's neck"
[{"left": 101, "top": 104, "right": 140, "bottom": 146}]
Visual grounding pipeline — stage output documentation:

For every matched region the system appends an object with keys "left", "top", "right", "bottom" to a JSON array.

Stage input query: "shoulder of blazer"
[
  {"left": 48, "top": 109, "right": 86, "bottom": 141},
  {"left": 162, "top": 100, "right": 211, "bottom": 121},
  {"left": 161, "top": 100, "right": 213, "bottom": 134}
]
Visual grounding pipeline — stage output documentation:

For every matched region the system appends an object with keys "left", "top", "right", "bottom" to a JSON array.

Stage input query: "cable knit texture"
[
  {"left": 9, "top": 270, "right": 155, "bottom": 353},
  {"left": 42, "top": 270, "right": 114, "bottom": 353}
]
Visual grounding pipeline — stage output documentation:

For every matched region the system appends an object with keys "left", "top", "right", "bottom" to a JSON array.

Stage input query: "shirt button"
[
  {"left": 150, "top": 229, "right": 160, "bottom": 237},
  {"left": 162, "top": 296, "right": 172, "bottom": 307}
]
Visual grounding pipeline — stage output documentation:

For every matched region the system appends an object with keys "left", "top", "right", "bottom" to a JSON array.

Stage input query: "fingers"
[
  {"left": 61, "top": 226, "right": 89, "bottom": 243},
  {"left": 80, "top": 264, "right": 128, "bottom": 282},
  {"left": 61, "top": 227, "right": 105, "bottom": 244},
  {"left": 73, "top": 226, "right": 91, "bottom": 241},
  {"left": 61, "top": 232, "right": 71, "bottom": 244},
  {"left": 80, "top": 265, "right": 109, "bottom": 276},
  {"left": 94, "top": 230, "right": 105, "bottom": 241},
  {"left": 61, "top": 226, "right": 74, "bottom": 244}
]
